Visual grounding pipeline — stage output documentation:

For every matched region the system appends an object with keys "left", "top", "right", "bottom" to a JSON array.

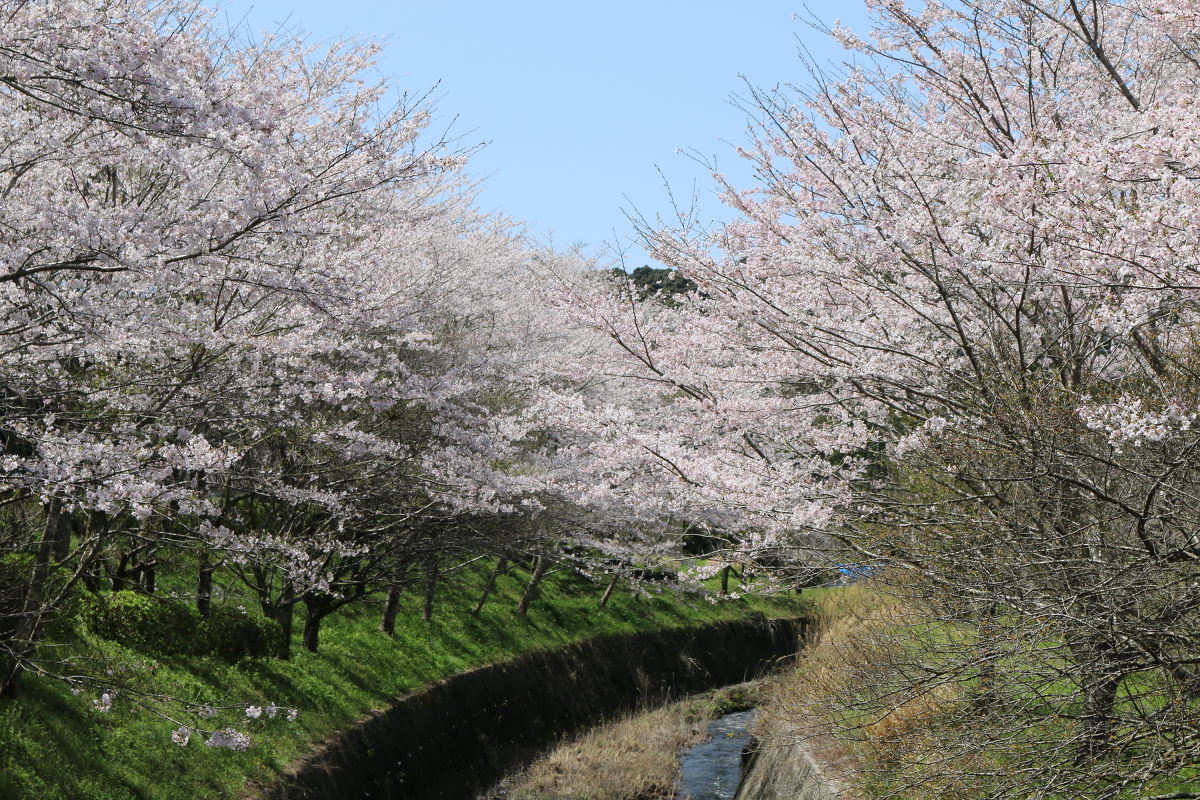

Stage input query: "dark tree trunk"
[
  {"left": 81, "top": 567, "right": 102, "bottom": 593},
  {"left": 197, "top": 549, "right": 214, "bottom": 617},
  {"left": 110, "top": 550, "right": 132, "bottom": 592},
  {"left": 975, "top": 603, "right": 999, "bottom": 709},
  {"left": 79, "top": 512, "right": 108, "bottom": 592},
  {"left": 1077, "top": 666, "right": 1122, "bottom": 762},
  {"left": 1068, "top": 630, "right": 1124, "bottom": 763},
  {"left": 301, "top": 594, "right": 332, "bottom": 654},
  {"left": 139, "top": 543, "right": 156, "bottom": 594},
  {"left": 380, "top": 585, "right": 402, "bottom": 636},
  {"left": 379, "top": 560, "right": 411, "bottom": 636},
  {"left": 720, "top": 565, "right": 731, "bottom": 596},
  {"left": 422, "top": 559, "right": 438, "bottom": 624},
  {"left": 1, "top": 500, "right": 62, "bottom": 699},
  {"left": 471, "top": 557, "right": 507, "bottom": 617},
  {"left": 274, "top": 583, "right": 296, "bottom": 660},
  {"left": 599, "top": 572, "right": 619, "bottom": 607},
  {"left": 51, "top": 508, "right": 73, "bottom": 563},
  {"left": 517, "top": 555, "right": 548, "bottom": 617},
  {"left": 301, "top": 611, "right": 322, "bottom": 653},
  {"left": 251, "top": 567, "right": 296, "bottom": 660},
  {"left": 301, "top": 589, "right": 368, "bottom": 656}
]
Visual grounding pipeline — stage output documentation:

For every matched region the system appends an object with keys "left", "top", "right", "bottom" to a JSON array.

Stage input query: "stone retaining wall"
[{"left": 735, "top": 737, "right": 848, "bottom": 800}]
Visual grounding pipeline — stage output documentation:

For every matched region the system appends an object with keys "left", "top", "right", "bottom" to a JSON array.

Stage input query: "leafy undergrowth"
[{"left": 0, "top": 562, "right": 806, "bottom": 800}]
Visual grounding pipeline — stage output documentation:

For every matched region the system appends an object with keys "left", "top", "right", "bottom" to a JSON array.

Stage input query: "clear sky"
[{"left": 221, "top": 0, "right": 874, "bottom": 266}]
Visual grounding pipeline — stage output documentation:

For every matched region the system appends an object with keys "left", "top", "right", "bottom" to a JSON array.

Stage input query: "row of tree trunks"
[{"left": 376, "top": 551, "right": 648, "bottom": 636}]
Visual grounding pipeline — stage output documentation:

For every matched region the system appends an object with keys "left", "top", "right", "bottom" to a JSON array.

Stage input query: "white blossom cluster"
[
  {"left": 1079, "top": 396, "right": 1197, "bottom": 451},
  {"left": 204, "top": 729, "right": 251, "bottom": 751}
]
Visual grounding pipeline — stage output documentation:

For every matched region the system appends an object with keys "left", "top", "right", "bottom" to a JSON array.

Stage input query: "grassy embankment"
[
  {"left": 0, "top": 560, "right": 805, "bottom": 800},
  {"left": 758, "top": 585, "right": 1200, "bottom": 800}
]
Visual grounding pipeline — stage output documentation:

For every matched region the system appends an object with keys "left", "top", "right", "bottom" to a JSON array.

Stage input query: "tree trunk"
[
  {"left": 275, "top": 584, "right": 296, "bottom": 660},
  {"left": 1, "top": 500, "right": 62, "bottom": 699},
  {"left": 51, "top": 508, "right": 73, "bottom": 563},
  {"left": 517, "top": 555, "right": 548, "bottom": 616},
  {"left": 599, "top": 572, "right": 619, "bottom": 607},
  {"left": 79, "top": 511, "right": 108, "bottom": 592},
  {"left": 140, "top": 541, "right": 156, "bottom": 594},
  {"left": 1077, "top": 666, "right": 1122, "bottom": 762},
  {"left": 301, "top": 596, "right": 330, "bottom": 653},
  {"left": 379, "top": 560, "right": 411, "bottom": 635},
  {"left": 471, "top": 557, "right": 507, "bottom": 616},
  {"left": 422, "top": 559, "right": 438, "bottom": 624},
  {"left": 301, "top": 612, "right": 322, "bottom": 653},
  {"left": 197, "top": 549, "right": 213, "bottom": 617},
  {"left": 720, "top": 565, "right": 731, "bottom": 596},
  {"left": 110, "top": 550, "right": 132, "bottom": 592},
  {"left": 975, "top": 603, "right": 999, "bottom": 709},
  {"left": 1068, "top": 629, "right": 1123, "bottom": 763}
]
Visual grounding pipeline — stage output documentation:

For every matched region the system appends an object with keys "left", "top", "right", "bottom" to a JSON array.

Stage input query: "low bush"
[
  {"left": 82, "top": 592, "right": 281, "bottom": 661},
  {"left": 82, "top": 591, "right": 201, "bottom": 654},
  {"left": 199, "top": 604, "right": 283, "bottom": 661}
]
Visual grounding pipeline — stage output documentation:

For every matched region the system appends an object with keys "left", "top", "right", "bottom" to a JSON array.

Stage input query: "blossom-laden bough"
[
  {"left": 531, "top": 0, "right": 1200, "bottom": 796},
  {"left": 0, "top": 0, "right": 570, "bottom": 727}
]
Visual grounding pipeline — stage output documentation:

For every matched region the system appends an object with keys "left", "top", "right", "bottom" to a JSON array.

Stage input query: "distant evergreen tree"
[{"left": 609, "top": 265, "right": 699, "bottom": 301}]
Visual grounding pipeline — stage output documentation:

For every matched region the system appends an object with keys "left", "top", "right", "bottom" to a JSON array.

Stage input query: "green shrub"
[
  {"left": 83, "top": 593, "right": 283, "bottom": 660},
  {"left": 82, "top": 591, "right": 200, "bottom": 654},
  {"left": 198, "top": 604, "right": 283, "bottom": 661}
]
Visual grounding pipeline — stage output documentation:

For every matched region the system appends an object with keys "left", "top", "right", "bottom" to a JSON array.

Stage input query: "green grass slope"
[{"left": 0, "top": 561, "right": 805, "bottom": 800}]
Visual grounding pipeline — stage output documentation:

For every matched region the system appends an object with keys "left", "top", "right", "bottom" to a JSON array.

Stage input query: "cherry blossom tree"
[
  {"left": 529, "top": 251, "right": 838, "bottom": 597},
  {"left": 0, "top": 0, "right": 545, "bottom": 696},
  {"left": 532, "top": 0, "right": 1200, "bottom": 795}
]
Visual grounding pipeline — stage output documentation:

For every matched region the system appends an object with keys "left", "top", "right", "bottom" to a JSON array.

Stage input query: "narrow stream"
[{"left": 675, "top": 709, "right": 756, "bottom": 800}]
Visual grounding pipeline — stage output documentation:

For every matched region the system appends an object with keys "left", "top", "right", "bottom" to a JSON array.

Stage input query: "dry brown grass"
[
  {"left": 756, "top": 585, "right": 977, "bottom": 799},
  {"left": 493, "top": 702, "right": 709, "bottom": 800},
  {"left": 486, "top": 686, "right": 761, "bottom": 800}
]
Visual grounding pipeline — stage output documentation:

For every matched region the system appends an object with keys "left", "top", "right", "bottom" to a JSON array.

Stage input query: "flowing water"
[{"left": 675, "top": 709, "right": 756, "bottom": 800}]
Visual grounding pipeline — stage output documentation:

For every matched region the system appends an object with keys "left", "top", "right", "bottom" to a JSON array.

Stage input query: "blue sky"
[{"left": 223, "top": 1, "right": 874, "bottom": 266}]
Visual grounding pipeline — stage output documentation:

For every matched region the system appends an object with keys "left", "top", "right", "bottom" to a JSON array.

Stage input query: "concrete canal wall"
[{"left": 735, "top": 736, "right": 849, "bottom": 800}]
